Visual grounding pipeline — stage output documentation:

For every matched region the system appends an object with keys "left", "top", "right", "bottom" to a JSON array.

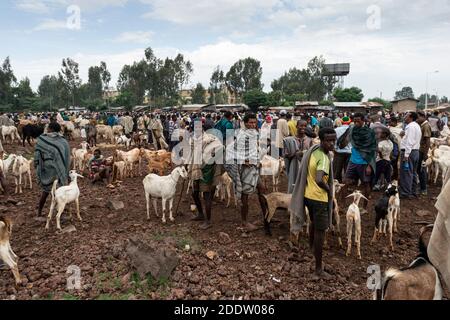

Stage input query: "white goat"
[
  {"left": 72, "top": 141, "right": 90, "bottom": 172},
  {"left": 215, "top": 172, "right": 237, "bottom": 208},
  {"left": 0, "top": 216, "right": 21, "bottom": 285},
  {"left": 11, "top": 155, "right": 33, "bottom": 194},
  {"left": 1, "top": 126, "right": 21, "bottom": 144},
  {"left": 143, "top": 166, "right": 188, "bottom": 224},
  {"left": 116, "top": 135, "right": 132, "bottom": 149},
  {"left": 1, "top": 153, "right": 16, "bottom": 178},
  {"left": 260, "top": 155, "right": 285, "bottom": 192},
  {"left": 345, "top": 191, "right": 368, "bottom": 259},
  {"left": 45, "top": 170, "right": 84, "bottom": 231}
]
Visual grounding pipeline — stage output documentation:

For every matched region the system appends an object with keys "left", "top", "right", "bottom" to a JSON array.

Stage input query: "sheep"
[
  {"left": 371, "top": 183, "right": 399, "bottom": 251},
  {"left": 260, "top": 155, "right": 285, "bottom": 192},
  {"left": 116, "top": 134, "right": 132, "bottom": 149},
  {"left": 115, "top": 148, "right": 142, "bottom": 177},
  {"left": 112, "top": 161, "right": 127, "bottom": 182},
  {"left": 143, "top": 166, "right": 188, "bottom": 224},
  {"left": 376, "top": 225, "right": 443, "bottom": 300},
  {"left": 0, "top": 216, "right": 21, "bottom": 285},
  {"left": 215, "top": 172, "right": 237, "bottom": 208},
  {"left": 345, "top": 190, "right": 368, "bottom": 259},
  {"left": 11, "top": 155, "right": 33, "bottom": 194},
  {"left": 72, "top": 141, "right": 90, "bottom": 172},
  {"left": 45, "top": 170, "right": 84, "bottom": 231},
  {"left": 96, "top": 125, "right": 115, "bottom": 144},
  {"left": 1, "top": 126, "right": 21, "bottom": 145},
  {"left": 2, "top": 153, "right": 17, "bottom": 178},
  {"left": 112, "top": 125, "right": 124, "bottom": 136}
]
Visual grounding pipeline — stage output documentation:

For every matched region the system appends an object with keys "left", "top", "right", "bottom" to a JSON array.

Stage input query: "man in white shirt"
[
  {"left": 399, "top": 112, "right": 422, "bottom": 199},
  {"left": 333, "top": 116, "right": 352, "bottom": 182}
]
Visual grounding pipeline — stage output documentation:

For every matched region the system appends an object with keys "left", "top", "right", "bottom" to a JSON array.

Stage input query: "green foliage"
[
  {"left": 266, "top": 90, "right": 283, "bottom": 106},
  {"left": 191, "top": 83, "right": 206, "bottom": 104},
  {"left": 225, "top": 57, "right": 263, "bottom": 101},
  {"left": 319, "top": 99, "right": 333, "bottom": 106},
  {"left": 333, "top": 87, "right": 364, "bottom": 102},
  {"left": 368, "top": 97, "right": 392, "bottom": 110},
  {"left": 395, "top": 86, "right": 415, "bottom": 100},
  {"left": 243, "top": 89, "right": 268, "bottom": 111},
  {"left": 271, "top": 56, "right": 337, "bottom": 102}
]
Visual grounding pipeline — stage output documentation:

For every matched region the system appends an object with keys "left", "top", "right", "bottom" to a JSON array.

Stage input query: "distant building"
[
  {"left": 333, "top": 102, "right": 368, "bottom": 114},
  {"left": 103, "top": 87, "right": 119, "bottom": 100},
  {"left": 391, "top": 97, "right": 419, "bottom": 113}
]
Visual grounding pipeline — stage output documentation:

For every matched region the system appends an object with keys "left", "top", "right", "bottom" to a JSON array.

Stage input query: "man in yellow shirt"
[{"left": 304, "top": 127, "right": 336, "bottom": 280}]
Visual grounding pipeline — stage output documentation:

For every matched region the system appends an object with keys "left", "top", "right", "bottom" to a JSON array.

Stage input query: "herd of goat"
[{"left": 0, "top": 119, "right": 448, "bottom": 300}]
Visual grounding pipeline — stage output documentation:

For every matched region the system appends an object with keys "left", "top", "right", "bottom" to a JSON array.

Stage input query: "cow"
[{"left": 22, "top": 124, "right": 45, "bottom": 147}]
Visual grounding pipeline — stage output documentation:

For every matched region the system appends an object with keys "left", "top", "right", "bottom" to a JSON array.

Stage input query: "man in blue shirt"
[{"left": 340, "top": 113, "right": 377, "bottom": 214}]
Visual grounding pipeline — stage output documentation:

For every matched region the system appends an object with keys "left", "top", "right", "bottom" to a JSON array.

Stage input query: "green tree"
[
  {"left": 226, "top": 57, "right": 263, "bottom": 101},
  {"left": 209, "top": 66, "right": 226, "bottom": 104},
  {"left": 395, "top": 86, "right": 415, "bottom": 100},
  {"left": 14, "top": 77, "right": 35, "bottom": 110},
  {"left": 368, "top": 97, "right": 392, "bottom": 110},
  {"left": 441, "top": 96, "right": 449, "bottom": 104},
  {"left": 0, "top": 57, "right": 17, "bottom": 107},
  {"left": 38, "top": 75, "right": 64, "bottom": 110},
  {"left": 114, "top": 91, "right": 135, "bottom": 110},
  {"left": 59, "top": 58, "right": 81, "bottom": 107},
  {"left": 87, "top": 66, "right": 103, "bottom": 100},
  {"left": 267, "top": 90, "right": 283, "bottom": 106},
  {"left": 271, "top": 56, "right": 336, "bottom": 102},
  {"left": 333, "top": 87, "right": 364, "bottom": 102},
  {"left": 243, "top": 89, "right": 267, "bottom": 111},
  {"left": 191, "top": 83, "right": 206, "bottom": 104}
]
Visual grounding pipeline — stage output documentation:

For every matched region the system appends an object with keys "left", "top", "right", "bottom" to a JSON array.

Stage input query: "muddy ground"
[{"left": 0, "top": 138, "right": 444, "bottom": 300}]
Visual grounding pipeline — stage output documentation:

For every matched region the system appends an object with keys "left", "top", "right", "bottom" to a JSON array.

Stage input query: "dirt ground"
[{"left": 0, "top": 138, "right": 444, "bottom": 300}]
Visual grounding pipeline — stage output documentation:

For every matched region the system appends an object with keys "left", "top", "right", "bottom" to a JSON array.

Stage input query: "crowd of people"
[{"left": 1, "top": 107, "right": 449, "bottom": 280}]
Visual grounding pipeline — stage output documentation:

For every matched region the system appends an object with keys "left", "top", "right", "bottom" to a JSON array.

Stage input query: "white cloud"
[
  {"left": 16, "top": 0, "right": 129, "bottom": 13},
  {"left": 114, "top": 31, "right": 154, "bottom": 44},
  {"left": 140, "top": 0, "right": 279, "bottom": 26},
  {"left": 32, "top": 19, "right": 68, "bottom": 31}
]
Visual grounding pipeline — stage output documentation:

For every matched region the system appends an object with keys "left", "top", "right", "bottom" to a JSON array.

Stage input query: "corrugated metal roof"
[
  {"left": 295, "top": 101, "right": 319, "bottom": 106},
  {"left": 333, "top": 102, "right": 366, "bottom": 108}
]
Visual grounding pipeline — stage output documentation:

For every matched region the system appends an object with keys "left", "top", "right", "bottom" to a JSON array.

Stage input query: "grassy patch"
[{"left": 62, "top": 293, "right": 79, "bottom": 300}]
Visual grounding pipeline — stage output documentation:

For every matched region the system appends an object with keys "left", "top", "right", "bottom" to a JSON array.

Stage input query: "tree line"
[{"left": 1, "top": 47, "right": 445, "bottom": 112}]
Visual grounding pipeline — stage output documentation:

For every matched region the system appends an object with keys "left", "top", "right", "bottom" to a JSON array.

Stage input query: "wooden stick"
[{"left": 175, "top": 178, "right": 186, "bottom": 216}]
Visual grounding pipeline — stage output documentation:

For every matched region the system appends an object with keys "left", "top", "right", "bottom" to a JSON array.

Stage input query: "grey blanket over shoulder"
[
  {"left": 289, "top": 145, "right": 334, "bottom": 234},
  {"left": 34, "top": 133, "right": 71, "bottom": 192}
]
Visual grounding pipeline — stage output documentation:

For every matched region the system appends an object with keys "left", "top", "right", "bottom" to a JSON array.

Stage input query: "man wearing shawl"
[
  {"left": 224, "top": 113, "right": 266, "bottom": 232},
  {"left": 283, "top": 120, "right": 313, "bottom": 194},
  {"left": 188, "top": 120, "right": 224, "bottom": 230},
  {"left": 34, "top": 122, "right": 71, "bottom": 217},
  {"left": 119, "top": 112, "right": 134, "bottom": 135},
  {"left": 290, "top": 127, "right": 337, "bottom": 280},
  {"left": 340, "top": 113, "right": 377, "bottom": 213}
]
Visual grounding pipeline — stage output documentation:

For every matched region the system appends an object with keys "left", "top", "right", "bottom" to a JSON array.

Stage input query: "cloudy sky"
[{"left": 1, "top": 0, "right": 449, "bottom": 100}]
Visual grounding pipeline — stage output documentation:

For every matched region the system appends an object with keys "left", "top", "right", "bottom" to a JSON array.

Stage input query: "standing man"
[
  {"left": 275, "top": 110, "right": 289, "bottom": 157},
  {"left": 341, "top": 113, "right": 377, "bottom": 213},
  {"left": 224, "top": 113, "right": 267, "bottom": 232},
  {"left": 428, "top": 111, "right": 440, "bottom": 138},
  {"left": 416, "top": 111, "right": 431, "bottom": 196},
  {"left": 214, "top": 111, "right": 234, "bottom": 144},
  {"left": 333, "top": 116, "right": 352, "bottom": 183},
  {"left": 283, "top": 120, "right": 313, "bottom": 194},
  {"left": 399, "top": 112, "right": 422, "bottom": 199},
  {"left": 120, "top": 112, "right": 134, "bottom": 135},
  {"left": 290, "top": 127, "right": 337, "bottom": 280},
  {"left": 34, "top": 122, "right": 71, "bottom": 217}
]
